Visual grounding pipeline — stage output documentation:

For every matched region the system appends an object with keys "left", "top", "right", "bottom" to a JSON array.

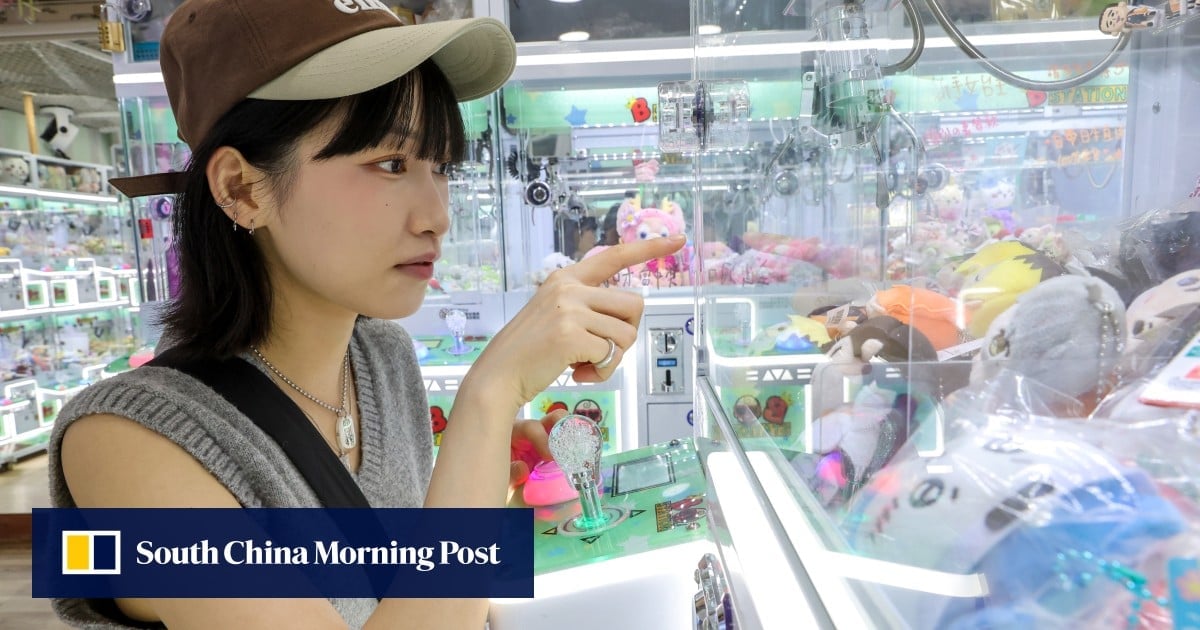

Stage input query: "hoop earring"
[{"left": 216, "top": 199, "right": 235, "bottom": 208}]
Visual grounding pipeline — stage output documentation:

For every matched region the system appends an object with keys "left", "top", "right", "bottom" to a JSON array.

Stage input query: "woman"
[{"left": 49, "top": 2, "right": 683, "bottom": 628}]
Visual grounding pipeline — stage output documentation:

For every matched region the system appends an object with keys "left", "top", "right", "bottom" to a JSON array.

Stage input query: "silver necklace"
[{"left": 251, "top": 347, "right": 358, "bottom": 456}]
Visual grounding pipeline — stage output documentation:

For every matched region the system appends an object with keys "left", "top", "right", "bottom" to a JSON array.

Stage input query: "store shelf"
[
  {"left": 0, "top": 184, "right": 119, "bottom": 205},
  {"left": 0, "top": 299, "right": 134, "bottom": 324}
]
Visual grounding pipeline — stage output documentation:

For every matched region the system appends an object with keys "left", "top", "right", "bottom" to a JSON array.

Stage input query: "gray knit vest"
[{"left": 46, "top": 317, "right": 433, "bottom": 629}]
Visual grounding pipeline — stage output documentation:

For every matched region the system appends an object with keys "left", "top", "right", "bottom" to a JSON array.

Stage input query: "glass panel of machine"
[{"left": 690, "top": 1, "right": 1200, "bottom": 629}]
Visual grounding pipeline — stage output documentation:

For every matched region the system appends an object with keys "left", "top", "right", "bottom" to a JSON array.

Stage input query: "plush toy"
[
  {"left": 1118, "top": 198, "right": 1200, "bottom": 297},
  {"left": 975, "top": 177, "right": 1018, "bottom": 236},
  {"left": 972, "top": 274, "right": 1126, "bottom": 407},
  {"left": 1124, "top": 268, "right": 1200, "bottom": 351},
  {"left": 43, "top": 165, "right": 69, "bottom": 190},
  {"left": 584, "top": 197, "right": 691, "bottom": 286},
  {"left": 529, "top": 252, "right": 575, "bottom": 286},
  {"left": 928, "top": 180, "right": 966, "bottom": 222},
  {"left": 633, "top": 158, "right": 660, "bottom": 183},
  {"left": 842, "top": 424, "right": 1186, "bottom": 630},
  {"left": 957, "top": 242, "right": 1068, "bottom": 338},
  {"left": 867, "top": 285, "right": 961, "bottom": 350},
  {"left": 813, "top": 315, "right": 937, "bottom": 417},
  {"left": 1016, "top": 224, "right": 1072, "bottom": 265},
  {"left": 74, "top": 168, "right": 101, "bottom": 194},
  {"left": 954, "top": 240, "right": 1036, "bottom": 278},
  {"left": 800, "top": 382, "right": 906, "bottom": 507},
  {"left": 769, "top": 314, "right": 832, "bottom": 353},
  {"left": 809, "top": 303, "right": 870, "bottom": 340},
  {"left": 0, "top": 157, "right": 29, "bottom": 186},
  {"left": 719, "top": 249, "right": 825, "bottom": 286}
]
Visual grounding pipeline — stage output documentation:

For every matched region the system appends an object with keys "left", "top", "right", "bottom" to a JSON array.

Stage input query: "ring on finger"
[{"left": 593, "top": 338, "right": 617, "bottom": 370}]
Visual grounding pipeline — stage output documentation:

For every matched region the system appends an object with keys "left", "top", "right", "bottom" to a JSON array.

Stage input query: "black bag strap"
[{"left": 147, "top": 348, "right": 372, "bottom": 509}]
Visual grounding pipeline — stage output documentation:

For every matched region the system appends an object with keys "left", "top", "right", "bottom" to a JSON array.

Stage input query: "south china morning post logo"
[
  {"left": 34, "top": 508, "right": 534, "bottom": 599},
  {"left": 132, "top": 538, "right": 500, "bottom": 572},
  {"left": 61, "top": 530, "right": 121, "bottom": 575}
]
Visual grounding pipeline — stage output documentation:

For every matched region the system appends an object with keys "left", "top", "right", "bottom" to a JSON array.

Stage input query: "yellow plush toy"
[
  {"left": 953, "top": 240, "right": 1035, "bottom": 278},
  {"left": 959, "top": 249, "right": 1067, "bottom": 338}
]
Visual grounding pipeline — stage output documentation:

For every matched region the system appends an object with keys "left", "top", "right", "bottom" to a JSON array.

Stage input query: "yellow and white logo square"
[{"left": 62, "top": 530, "right": 121, "bottom": 575}]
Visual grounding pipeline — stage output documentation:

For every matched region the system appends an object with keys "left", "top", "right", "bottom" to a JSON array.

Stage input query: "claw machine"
[
  {"left": 688, "top": 1, "right": 1200, "bottom": 629},
  {"left": 494, "top": 0, "right": 792, "bottom": 450},
  {"left": 0, "top": 148, "right": 141, "bottom": 467},
  {"left": 492, "top": 2, "right": 877, "bottom": 629},
  {"left": 393, "top": 95, "right": 509, "bottom": 457}
]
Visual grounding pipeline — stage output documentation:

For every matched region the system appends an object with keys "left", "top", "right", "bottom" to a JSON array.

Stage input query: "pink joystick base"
[{"left": 522, "top": 461, "right": 604, "bottom": 507}]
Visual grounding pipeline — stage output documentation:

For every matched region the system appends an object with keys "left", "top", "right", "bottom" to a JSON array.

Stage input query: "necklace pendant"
[{"left": 337, "top": 415, "right": 357, "bottom": 450}]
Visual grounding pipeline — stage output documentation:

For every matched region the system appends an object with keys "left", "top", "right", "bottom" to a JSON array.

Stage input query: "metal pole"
[{"left": 22, "top": 92, "right": 38, "bottom": 155}]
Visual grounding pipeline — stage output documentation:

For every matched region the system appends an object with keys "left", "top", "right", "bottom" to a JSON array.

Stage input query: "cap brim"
[
  {"left": 249, "top": 17, "right": 516, "bottom": 103},
  {"left": 110, "top": 171, "right": 189, "bottom": 198},
  {"left": 111, "top": 18, "right": 515, "bottom": 199}
]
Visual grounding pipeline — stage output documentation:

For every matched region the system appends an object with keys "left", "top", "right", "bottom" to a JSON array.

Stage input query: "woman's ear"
[{"left": 206, "top": 147, "right": 271, "bottom": 228}]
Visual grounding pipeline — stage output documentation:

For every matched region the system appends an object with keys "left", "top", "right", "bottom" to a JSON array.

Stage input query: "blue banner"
[{"left": 33, "top": 508, "right": 533, "bottom": 599}]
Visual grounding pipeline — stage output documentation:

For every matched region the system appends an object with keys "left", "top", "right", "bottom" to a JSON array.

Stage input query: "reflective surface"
[{"left": 692, "top": 1, "right": 1200, "bottom": 628}]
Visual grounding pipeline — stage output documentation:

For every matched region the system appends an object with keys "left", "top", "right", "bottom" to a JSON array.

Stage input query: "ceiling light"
[
  {"left": 698, "top": 24, "right": 722, "bottom": 35},
  {"left": 559, "top": 31, "right": 590, "bottom": 42}
]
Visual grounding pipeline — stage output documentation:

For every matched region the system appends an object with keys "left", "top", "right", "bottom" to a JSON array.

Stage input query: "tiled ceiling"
[{"left": 0, "top": 17, "right": 118, "bottom": 132}]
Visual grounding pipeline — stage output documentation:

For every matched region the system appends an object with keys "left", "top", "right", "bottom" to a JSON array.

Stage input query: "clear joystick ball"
[
  {"left": 548, "top": 414, "right": 608, "bottom": 531},
  {"left": 445, "top": 309, "right": 471, "bottom": 355}
]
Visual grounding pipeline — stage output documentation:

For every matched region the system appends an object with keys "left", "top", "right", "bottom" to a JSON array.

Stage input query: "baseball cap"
[{"left": 109, "top": 0, "right": 516, "bottom": 198}]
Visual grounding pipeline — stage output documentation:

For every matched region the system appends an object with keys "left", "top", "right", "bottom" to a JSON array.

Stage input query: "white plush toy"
[
  {"left": 0, "top": 157, "right": 30, "bottom": 186},
  {"left": 530, "top": 253, "right": 575, "bottom": 286}
]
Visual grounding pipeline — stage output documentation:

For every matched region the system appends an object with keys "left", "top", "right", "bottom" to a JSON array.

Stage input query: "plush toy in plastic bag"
[
  {"left": 972, "top": 274, "right": 1126, "bottom": 410},
  {"left": 841, "top": 423, "right": 1187, "bottom": 629},
  {"left": 1118, "top": 197, "right": 1200, "bottom": 298},
  {"left": 1125, "top": 268, "right": 1200, "bottom": 352}
]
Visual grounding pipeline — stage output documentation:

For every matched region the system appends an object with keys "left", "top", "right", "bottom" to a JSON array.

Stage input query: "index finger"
[{"left": 568, "top": 234, "right": 686, "bottom": 286}]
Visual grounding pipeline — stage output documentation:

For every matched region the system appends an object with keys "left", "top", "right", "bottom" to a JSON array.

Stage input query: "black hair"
[{"left": 164, "top": 60, "right": 465, "bottom": 360}]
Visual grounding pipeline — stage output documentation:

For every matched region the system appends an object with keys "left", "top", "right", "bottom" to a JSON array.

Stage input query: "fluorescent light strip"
[
  {"left": 116, "top": 29, "right": 1112, "bottom": 81},
  {"left": 0, "top": 185, "right": 118, "bottom": 204},
  {"left": 112, "top": 71, "right": 164, "bottom": 85},
  {"left": 577, "top": 187, "right": 634, "bottom": 197},
  {"left": 706, "top": 453, "right": 825, "bottom": 628},
  {"left": 514, "top": 29, "right": 1112, "bottom": 67},
  {"left": 516, "top": 48, "right": 693, "bottom": 67}
]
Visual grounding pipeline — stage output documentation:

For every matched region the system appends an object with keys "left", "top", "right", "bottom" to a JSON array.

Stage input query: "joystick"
[
  {"left": 548, "top": 415, "right": 609, "bottom": 531},
  {"left": 444, "top": 309, "right": 471, "bottom": 355}
]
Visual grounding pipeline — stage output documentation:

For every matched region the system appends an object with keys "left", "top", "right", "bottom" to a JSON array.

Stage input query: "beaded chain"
[{"left": 1053, "top": 548, "right": 1169, "bottom": 629}]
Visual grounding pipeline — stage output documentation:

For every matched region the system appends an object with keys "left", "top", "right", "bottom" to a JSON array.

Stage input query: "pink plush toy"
[{"left": 585, "top": 197, "right": 691, "bottom": 287}]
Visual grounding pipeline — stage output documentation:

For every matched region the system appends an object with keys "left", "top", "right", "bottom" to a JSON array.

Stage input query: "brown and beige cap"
[{"left": 110, "top": 0, "right": 516, "bottom": 198}]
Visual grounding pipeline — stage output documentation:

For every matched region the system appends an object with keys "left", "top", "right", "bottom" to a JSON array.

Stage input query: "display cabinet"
[
  {"left": 0, "top": 149, "right": 142, "bottom": 468},
  {"left": 684, "top": 1, "right": 1200, "bottom": 628}
]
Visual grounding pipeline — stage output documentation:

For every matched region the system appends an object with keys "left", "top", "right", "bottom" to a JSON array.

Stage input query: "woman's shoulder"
[
  {"left": 354, "top": 317, "right": 421, "bottom": 369},
  {"left": 60, "top": 362, "right": 219, "bottom": 416},
  {"left": 355, "top": 316, "right": 415, "bottom": 348},
  {"left": 50, "top": 363, "right": 318, "bottom": 509}
]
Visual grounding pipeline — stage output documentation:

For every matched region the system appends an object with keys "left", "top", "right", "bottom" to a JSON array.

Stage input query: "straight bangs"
[{"left": 314, "top": 59, "right": 467, "bottom": 164}]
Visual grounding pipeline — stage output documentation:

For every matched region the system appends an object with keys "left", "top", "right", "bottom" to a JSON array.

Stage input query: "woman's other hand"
[{"left": 509, "top": 408, "right": 568, "bottom": 486}]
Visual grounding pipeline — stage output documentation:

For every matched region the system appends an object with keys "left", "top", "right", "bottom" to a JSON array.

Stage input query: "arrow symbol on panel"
[
  {"left": 581, "top": 535, "right": 602, "bottom": 545},
  {"left": 542, "top": 526, "right": 559, "bottom": 536}
]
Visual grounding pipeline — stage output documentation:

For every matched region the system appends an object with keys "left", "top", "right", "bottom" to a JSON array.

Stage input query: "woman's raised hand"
[{"left": 465, "top": 234, "right": 686, "bottom": 413}]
